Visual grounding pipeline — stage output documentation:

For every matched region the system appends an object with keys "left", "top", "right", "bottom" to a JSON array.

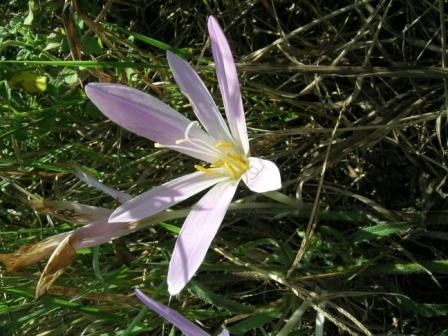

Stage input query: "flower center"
[
  {"left": 156, "top": 122, "right": 249, "bottom": 181},
  {"left": 194, "top": 142, "right": 249, "bottom": 181}
]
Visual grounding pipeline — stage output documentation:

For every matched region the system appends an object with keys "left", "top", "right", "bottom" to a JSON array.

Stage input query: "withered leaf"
[
  {"left": 36, "top": 234, "right": 77, "bottom": 298},
  {"left": 30, "top": 199, "right": 111, "bottom": 224},
  {"left": 0, "top": 232, "right": 69, "bottom": 272}
]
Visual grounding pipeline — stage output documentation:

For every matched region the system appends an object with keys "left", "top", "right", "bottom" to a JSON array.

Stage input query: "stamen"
[
  {"left": 166, "top": 122, "right": 249, "bottom": 181},
  {"left": 194, "top": 165, "right": 216, "bottom": 175},
  {"left": 227, "top": 153, "right": 249, "bottom": 170},
  {"left": 173, "top": 122, "right": 223, "bottom": 157},
  {"left": 175, "top": 122, "right": 197, "bottom": 144},
  {"left": 211, "top": 160, "right": 224, "bottom": 168},
  {"left": 224, "top": 162, "right": 237, "bottom": 180},
  {"left": 184, "top": 121, "right": 199, "bottom": 139},
  {"left": 215, "top": 142, "right": 234, "bottom": 148}
]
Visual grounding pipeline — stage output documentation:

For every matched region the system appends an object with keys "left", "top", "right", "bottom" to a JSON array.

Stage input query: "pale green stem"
[
  {"left": 277, "top": 300, "right": 312, "bottom": 336},
  {"left": 315, "top": 309, "right": 325, "bottom": 336},
  {"left": 315, "top": 290, "right": 327, "bottom": 336},
  {"left": 263, "top": 190, "right": 298, "bottom": 207}
]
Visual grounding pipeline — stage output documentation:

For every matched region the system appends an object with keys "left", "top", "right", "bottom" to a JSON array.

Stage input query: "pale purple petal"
[
  {"left": 168, "top": 181, "right": 238, "bottom": 295},
  {"left": 218, "top": 330, "right": 230, "bottom": 336},
  {"left": 207, "top": 16, "right": 249, "bottom": 154},
  {"left": 167, "top": 51, "right": 232, "bottom": 142},
  {"left": 135, "top": 289, "right": 210, "bottom": 336},
  {"left": 85, "top": 83, "right": 217, "bottom": 162},
  {"left": 242, "top": 157, "right": 281, "bottom": 193},
  {"left": 110, "top": 172, "right": 228, "bottom": 223},
  {"left": 72, "top": 218, "right": 135, "bottom": 249},
  {"left": 74, "top": 166, "right": 131, "bottom": 204}
]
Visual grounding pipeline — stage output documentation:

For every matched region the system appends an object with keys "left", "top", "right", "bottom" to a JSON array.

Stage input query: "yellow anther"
[
  {"left": 191, "top": 140, "right": 249, "bottom": 180},
  {"left": 227, "top": 153, "right": 249, "bottom": 170},
  {"left": 211, "top": 160, "right": 224, "bottom": 168},
  {"left": 194, "top": 165, "right": 216, "bottom": 175},
  {"left": 215, "top": 142, "right": 234, "bottom": 148},
  {"left": 224, "top": 162, "right": 237, "bottom": 180}
]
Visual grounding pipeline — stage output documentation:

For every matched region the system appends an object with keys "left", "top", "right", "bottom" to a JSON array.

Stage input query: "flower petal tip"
[
  {"left": 108, "top": 208, "right": 132, "bottom": 223},
  {"left": 207, "top": 15, "right": 220, "bottom": 29},
  {"left": 167, "top": 274, "right": 187, "bottom": 296},
  {"left": 84, "top": 82, "right": 103, "bottom": 97},
  {"left": 243, "top": 157, "right": 282, "bottom": 193}
]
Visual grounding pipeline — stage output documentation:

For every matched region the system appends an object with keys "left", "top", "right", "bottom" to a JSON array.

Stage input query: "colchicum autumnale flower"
[
  {"left": 135, "top": 288, "right": 229, "bottom": 336},
  {"left": 85, "top": 16, "right": 281, "bottom": 295}
]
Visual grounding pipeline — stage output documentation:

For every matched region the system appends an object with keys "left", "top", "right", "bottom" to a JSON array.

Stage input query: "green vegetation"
[{"left": 1, "top": 0, "right": 448, "bottom": 335}]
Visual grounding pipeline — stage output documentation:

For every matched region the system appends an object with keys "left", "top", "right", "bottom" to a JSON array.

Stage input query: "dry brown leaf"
[
  {"left": 30, "top": 199, "right": 111, "bottom": 224},
  {"left": 36, "top": 234, "right": 77, "bottom": 298},
  {"left": 0, "top": 232, "right": 69, "bottom": 272},
  {"left": 62, "top": 0, "right": 81, "bottom": 60}
]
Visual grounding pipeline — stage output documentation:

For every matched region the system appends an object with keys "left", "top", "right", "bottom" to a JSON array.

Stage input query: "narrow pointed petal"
[
  {"left": 135, "top": 289, "right": 211, "bottom": 336},
  {"left": 168, "top": 181, "right": 238, "bottom": 295},
  {"left": 74, "top": 166, "right": 131, "bottom": 204},
  {"left": 207, "top": 16, "right": 249, "bottom": 154},
  {"left": 72, "top": 218, "right": 134, "bottom": 249},
  {"left": 85, "top": 83, "right": 217, "bottom": 162},
  {"left": 110, "top": 172, "right": 227, "bottom": 223},
  {"left": 167, "top": 51, "right": 232, "bottom": 142},
  {"left": 242, "top": 157, "right": 281, "bottom": 193}
]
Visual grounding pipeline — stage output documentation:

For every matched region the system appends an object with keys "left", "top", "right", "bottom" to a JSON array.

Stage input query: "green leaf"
[
  {"left": 239, "top": 238, "right": 281, "bottom": 253},
  {"left": 16, "top": 49, "right": 33, "bottom": 60},
  {"left": 396, "top": 296, "right": 448, "bottom": 318},
  {"left": 60, "top": 68, "right": 79, "bottom": 85},
  {"left": 158, "top": 222, "right": 180, "bottom": 234},
  {"left": 23, "top": 1, "right": 35, "bottom": 25},
  {"left": 122, "top": 306, "right": 148, "bottom": 336},
  {"left": 92, "top": 246, "right": 108, "bottom": 291},
  {"left": 351, "top": 222, "right": 414, "bottom": 242},
  {"left": 114, "top": 26, "right": 191, "bottom": 57},
  {"left": 10, "top": 119, "right": 27, "bottom": 141},
  {"left": 43, "top": 41, "right": 62, "bottom": 51},
  {"left": 0, "top": 80, "right": 11, "bottom": 103},
  {"left": 1, "top": 60, "right": 160, "bottom": 69},
  {"left": 363, "top": 259, "right": 448, "bottom": 275},
  {"left": 434, "top": 329, "right": 448, "bottom": 336},
  {"left": 227, "top": 308, "right": 282, "bottom": 334},
  {"left": 188, "top": 281, "right": 254, "bottom": 314},
  {"left": 84, "top": 36, "right": 102, "bottom": 56},
  {"left": 2, "top": 287, "right": 121, "bottom": 321}
]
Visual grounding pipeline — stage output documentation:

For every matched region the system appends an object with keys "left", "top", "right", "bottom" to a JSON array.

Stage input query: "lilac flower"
[
  {"left": 85, "top": 16, "right": 281, "bottom": 295},
  {"left": 135, "top": 288, "right": 229, "bottom": 336}
]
